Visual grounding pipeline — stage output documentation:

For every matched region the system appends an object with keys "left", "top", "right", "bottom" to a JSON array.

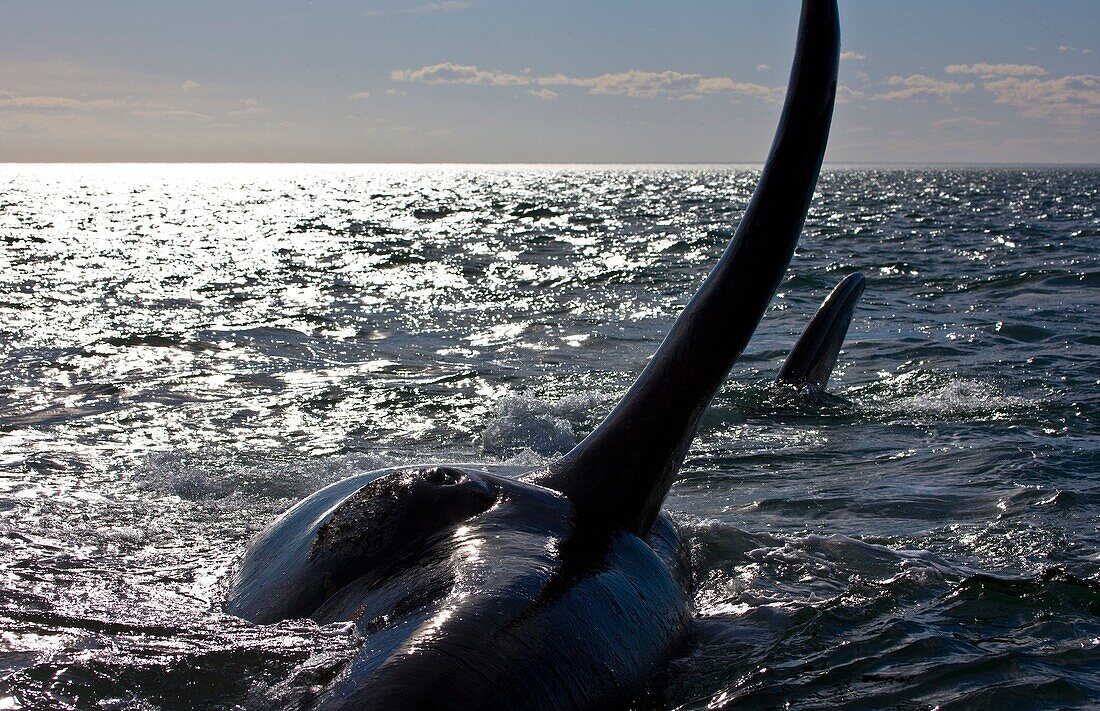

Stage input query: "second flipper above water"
[{"left": 776, "top": 272, "right": 866, "bottom": 389}]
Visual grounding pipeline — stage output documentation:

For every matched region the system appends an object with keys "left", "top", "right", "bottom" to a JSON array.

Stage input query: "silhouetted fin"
[
  {"left": 533, "top": 0, "right": 841, "bottom": 536},
  {"left": 777, "top": 272, "right": 866, "bottom": 389}
]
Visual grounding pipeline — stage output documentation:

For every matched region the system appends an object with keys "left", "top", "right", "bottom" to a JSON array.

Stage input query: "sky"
[{"left": 1, "top": 1, "right": 1098, "bottom": 164}]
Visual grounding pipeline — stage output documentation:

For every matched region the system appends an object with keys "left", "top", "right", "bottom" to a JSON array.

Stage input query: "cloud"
[
  {"left": 982, "top": 74, "right": 1100, "bottom": 125},
  {"left": 0, "top": 94, "right": 127, "bottom": 111},
  {"left": 130, "top": 109, "right": 215, "bottom": 122},
  {"left": 873, "top": 74, "right": 974, "bottom": 101},
  {"left": 594, "top": 72, "right": 776, "bottom": 100},
  {"left": 422, "top": 0, "right": 470, "bottom": 9},
  {"left": 945, "top": 63, "right": 1047, "bottom": 77},
  {"left": 384, "top": 88, "right": 407, "bottom": 96},
  {"left": 835, "top": 86, "right": 866, "bottom": 103},
  {"left": 0, "top": 89, "right": 274, "bottom": 127},
  {"left": 228, "top": 108, "right": 271, "bottom": 115},
  {"left": 392, "top": 63, "right": 527, "bottom": 86},
  {"left": 840, "top": 51, "right": 866, "bottom": 61},
  {"left": 0, "top": 66, "right": 278, "bottom": 128},
  {"left": 0, "top": 60, "right": 303, "bottom": 159},
  {"left": 365, "top": 1, "right": 471, "bottom": 16},
  {"left": 348, "top": 91, "right": 371, "bottom": 100},
  {"left": 756, "top": 64, "right": 770, "bottom": 72},
  {"left": 931, "top": 116, "right": 999, "bottom": 133},
  {"left": 229, "top": 98, "right": 272, "bottom": 116},
  {"left": 1059, "top": 45, "right": 1093, "bottom": 54},
  {"left": 391, "top": 62, "right": 782, "bottom": 101},
  {"left": 527, "top": 89, "right": 558, "bottom": 101}
]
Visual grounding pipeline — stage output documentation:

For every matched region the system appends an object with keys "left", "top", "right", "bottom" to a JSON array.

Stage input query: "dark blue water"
[{"left": 1, "top": 165, "right": 1097, "bottom": 709}]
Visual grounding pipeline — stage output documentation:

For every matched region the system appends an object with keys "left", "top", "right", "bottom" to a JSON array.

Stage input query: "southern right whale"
[
  {"left": 224, "top": 1, "right": 841, "bottom": 708},
  {"left": 777, "top": 272, "right": 866, "bottom": 389}
]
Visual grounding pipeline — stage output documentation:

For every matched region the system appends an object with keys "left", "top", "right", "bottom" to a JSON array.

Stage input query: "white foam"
[
  {"left": 480, "top": 393, "right": 604, "bottom": 458},
  {"left": 856, "top": 371, "right": 1034, "bottom": 420}
]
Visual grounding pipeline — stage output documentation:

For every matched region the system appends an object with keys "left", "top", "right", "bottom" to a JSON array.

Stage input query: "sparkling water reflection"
[{"left": 1, "top": 165, "right": 1098, "bottom": 709}]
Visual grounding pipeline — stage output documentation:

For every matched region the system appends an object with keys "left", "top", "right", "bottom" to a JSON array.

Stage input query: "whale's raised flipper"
[
  {"left": 535, "top": 0, "right": 841, "bottom": 536},
  {"left": 777, "top": 272, "right": 865, "bottom": 389}
]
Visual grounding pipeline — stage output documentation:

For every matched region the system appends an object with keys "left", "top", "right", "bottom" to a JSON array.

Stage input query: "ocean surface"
[{"left": 0, "top": 164, "right": 1097, "bottom": 710}]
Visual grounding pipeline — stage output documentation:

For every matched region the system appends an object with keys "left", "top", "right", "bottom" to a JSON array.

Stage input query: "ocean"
[{"left": 1, "top": 164, "right": 1097, "bottom": 709}]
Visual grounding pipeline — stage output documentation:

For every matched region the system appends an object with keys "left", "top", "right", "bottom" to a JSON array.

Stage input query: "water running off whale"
[{"left": 224, "top": 1, "right": 841, "bottom": 708}]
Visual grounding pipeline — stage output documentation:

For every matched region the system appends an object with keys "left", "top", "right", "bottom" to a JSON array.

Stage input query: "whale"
[
  {"left": 776, "top": 272, "right": 866, "bottom": 389},
  {"left": 223, "top": 1, "right": 841, "bottom": 708}
]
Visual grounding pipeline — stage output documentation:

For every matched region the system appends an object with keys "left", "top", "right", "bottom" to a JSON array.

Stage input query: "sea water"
[{"left": 1, "top": 164, "right": 1097, "bottom": 709}]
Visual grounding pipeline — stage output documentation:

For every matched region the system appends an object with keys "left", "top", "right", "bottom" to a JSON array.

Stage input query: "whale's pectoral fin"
[
  {"left": 534, "top": 0, "right": 841, "bottom": 536},
  {"left": 776, "top": 272, "right": 865, "bottom": 389},
  {"left": 224, "top": 467, "right": 497, "bottom": 624}
]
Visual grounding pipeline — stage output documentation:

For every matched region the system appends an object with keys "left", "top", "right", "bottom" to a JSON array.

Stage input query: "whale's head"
[{"left": 225, "top": 465, "right": 690, "bottom": 709}]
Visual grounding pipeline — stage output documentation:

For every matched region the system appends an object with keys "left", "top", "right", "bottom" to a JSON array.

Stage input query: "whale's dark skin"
[
  {"left": 224, "top": 1, "right": 841, "bottom": 708},
  {"left": 777, "top": 272, "right": 866, "bottom": 389}
]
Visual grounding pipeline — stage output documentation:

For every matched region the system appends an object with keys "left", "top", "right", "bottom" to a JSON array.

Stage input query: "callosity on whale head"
[
  {"left": 776, "top": 272, "right": 866, "bottom": 389},
  {"left": 224, "top": 466, "right": 497, "bottom": 625},
  {"left": 224, "top": 1, "right": 841, "bottom": 708}
]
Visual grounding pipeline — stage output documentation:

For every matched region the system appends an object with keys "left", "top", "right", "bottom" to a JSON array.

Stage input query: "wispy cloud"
[
  {"left": 423, "top": 1, "right": 470, "bottom": 10},
  {"left": 945, "top": 63, "right": 1047, "bottom": 77},
  {"left": 393, "top": 63, "right": 526, "bottom": 87},
  {"left": 348, "top": 91, "right": 371, "bottom": 100},
  {"left": 0, "top": 94, "right": 127, "bottom": 111},
  {"left": 228, "top": 98, "right": 272, "bottom": 116},
  {"left": 835, "top": 86, "right": 866, "bottom": 103},
  {"left": 982, "top": 74, "right": 1100, "bottom": 125},
  {"left": 1059, "top": 45, "right": 1093, "bottom": 54},
  {"left": 390, "top": 62, "right": 781, "bottom": 101},
  {"left": 130, "top": 109, "right": 214, "bottom": 122},
  {"left": 840, "top": 51, "right": 866, "bottom": 62},
  {"left": 0, "top": 88, "right": 273, "bottom": 123},
  {"left": 931, "top": 116, "right": 999, "bottom": 133},
  {"left": 527, "top": 89, "right": 558, "bottom": 101},
  {"left": 873, "top": 74, "right": 974, "bottom": 102},
  {"left": 365, "top": 1, "right": 471, "bottom": 17},
  {"left": 0, "top": 60, "right": 284, "bottom": 154}
]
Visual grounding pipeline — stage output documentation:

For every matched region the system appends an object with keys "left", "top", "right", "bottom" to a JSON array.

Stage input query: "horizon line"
[{"left": 2, "top": 160, "right": 1098, "bottom": 168}]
